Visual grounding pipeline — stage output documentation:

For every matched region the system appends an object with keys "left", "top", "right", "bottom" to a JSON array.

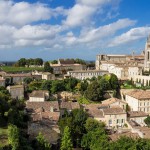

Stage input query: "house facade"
[
  {"left": 7, "top": 85, "right": 24, "bottom": 99},
  {"left": 29, "top": 90, "right": 49, "bottom": 102}
]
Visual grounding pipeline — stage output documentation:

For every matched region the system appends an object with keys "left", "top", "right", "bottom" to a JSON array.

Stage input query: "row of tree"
[
  {"left": 24, "top": 73, "right": 119, "bottom": 101},
  {"left": 15, "top": 58, "right": 43, "bottom": 67}
]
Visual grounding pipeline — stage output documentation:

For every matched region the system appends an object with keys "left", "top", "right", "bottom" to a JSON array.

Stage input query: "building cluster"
[{"left": 95, "top": 36, "right": 150, "bottom": 86}]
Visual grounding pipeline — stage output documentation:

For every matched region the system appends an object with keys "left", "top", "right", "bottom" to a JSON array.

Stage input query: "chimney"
[{"left": 50, "top": 106, "right": 54, "bottom": 112}]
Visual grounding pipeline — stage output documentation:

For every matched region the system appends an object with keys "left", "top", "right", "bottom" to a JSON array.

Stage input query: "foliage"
[
  {"left": 77, "top": 96, "right": 91, "bottom": 104},
  {"left": 51, "top": 80, "right": 65, "bottom": 93},
  {"left": 36, "top": 132, "right": 51, "bottom": 150},
  {"left": 59, "top": 109, "right": 88, "bottom": 147},
  {"left": 23, "top": 77, "right": 33, "bottom": 84},
  {"left": 84, "top": 118, "right": 105, "bottom": 132},
  {"left": 85, "top": 80, "right": 103, "bottom": 101},
  {"left": 81, "top": 118, "right": 108, "bottom": 150},
  {"left": 44, "top": 62, "right": 53, "bottom": 73},
  {"left": 144, "top": 116, "right": 150, "bottom": 127},
  {"left": 60, "top": 126, "right": 73, "bottom": 150},
  {"left": 50, "top": 60, "right": 58, "bottom": 64},
  {"left": 8, "top": 124, "right": 20, "bottom": 150}
]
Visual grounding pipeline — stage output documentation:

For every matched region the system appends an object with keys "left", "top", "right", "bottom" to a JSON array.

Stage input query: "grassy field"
[
  {"left": 0, "top": 66, "right": 44, "bottom": 73},
  {"left": 0, "top": 128, "right": 8, "bottom": 148}
]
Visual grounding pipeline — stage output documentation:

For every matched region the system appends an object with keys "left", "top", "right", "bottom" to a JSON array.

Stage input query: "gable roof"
[
  {"left": 29, "top": 90, "right": 49, "bottom": 98},
  {"left": 103, "top": 107, "right": 126, "bottom": 115},
  {"left": 102, "top": 98, "right": 127, "bottom": 105},
  {"left": 60, "top": 101, "right": 80, "bottom": 110},
  {"left": 26, "top": 101, "right": 59, "bottom": 112},
  {"left": 126, "top": 90, "right": 150, "bottom": 100}
]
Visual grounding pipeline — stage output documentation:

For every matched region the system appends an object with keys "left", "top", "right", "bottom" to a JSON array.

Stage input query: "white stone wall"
[
  {"left": 104, "top": 113, "right": 127, "bottom": 128},
  {"left": 125, "top": 95, "right": 139, "bottom": 111},
  {"left": 29, "top": 97, "right": 45, "bottom": 102}
]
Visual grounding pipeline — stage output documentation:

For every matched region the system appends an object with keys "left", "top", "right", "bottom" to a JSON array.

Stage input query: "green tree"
[
  {"left": 85, "top": 81, "right": 103, "bottom": 101},
  {"left": 36, "top": 132, "right": 51, "bottom": 150},
  {"left": 44, "top": 62, "right": 53, "bottom": 73},
  {"left": 34, "top": 58, "right": 43, "bottom": 66},
  {"left": 18, "top": 58, "right": 27, "bottom": 67},
  {"left": 60, "top": 126, "right": 73, "bottom": 150},
  {"left": 84, "top": 118, "right": 105, "bottom": 132},
  {"left": 110, "top": 73, "right": 119, "bottom": 90},
  {"left": 144, "top": 116, "right": 150, "bottom": 127},
  {"left": 8, "top": 124, "right": 20, "bottom": 150},
  {"left": 23, "top": 77, "right": 33, "bottom": 84}
]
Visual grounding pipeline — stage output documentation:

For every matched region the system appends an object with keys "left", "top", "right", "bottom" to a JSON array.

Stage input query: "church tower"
[{"left": 144, "top": 35, "right": 150, "bottom": 70}]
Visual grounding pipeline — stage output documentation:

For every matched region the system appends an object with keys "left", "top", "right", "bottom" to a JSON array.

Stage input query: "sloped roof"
[
  {"left": 126, "top": 90, "right": 150, "bottom": 100},
  {"left": 30, "top": 90, "right": 49, "bottom": 98}
]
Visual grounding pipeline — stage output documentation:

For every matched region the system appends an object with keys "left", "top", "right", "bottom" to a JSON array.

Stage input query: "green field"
[
  {"left": 0, "top": 66, "right": 44, "bottom": 73},
  {"left": 0, "top": 128, "right": 8, "bottom": 148}
]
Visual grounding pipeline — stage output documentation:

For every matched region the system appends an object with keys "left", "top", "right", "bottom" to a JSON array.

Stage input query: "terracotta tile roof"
[
  {"left": 84, "top": 103, "right": 109, "bottom": 110},
  {"left": 60, "top": 101, "right": 80, "bottom": 110},
  {"left": 102, "top": 98, "right": 127, "bottom": 105},
  {"left": 135, "top": 127, "right": 150, "bottom": 139},
  {"left": 126, "top": 90, "right": 150, "bottom": 100},
  {"left": 31, "top": 112, "right": 60, "bottom": 122},
  {"left": 103, "top": 107, "right": 126, "bottom": 115},
  {"left": 30, "top": 90, "right": 49, "bottom": 98},
  {"left": 26, "top": 101, "right": 59, "bottom": 112},
  {"left": 109, "top": 131, "right": 139, "bottom": 141},
  {"left": 5, "top": 73, "right": 32, "bottom": 77},
  {"left": 128, "top": 111, "right": 148, "bottom": 117},
  {"left": 88, "top": 108, "right": 104, "bottom": 118}
]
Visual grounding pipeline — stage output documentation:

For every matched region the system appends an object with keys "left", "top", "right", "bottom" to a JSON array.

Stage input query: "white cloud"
[
  {"left": 109, "top": 27, "right": 150, "bottom": 47},
  {"left": 0, "top": 1, "right": 65, "bottom": 26},
  {"left": 78, "top": 18, "right": 136, "bottom": 43},
  {"left": 64, "top": 0, "right": 121, "bottom": 27}
]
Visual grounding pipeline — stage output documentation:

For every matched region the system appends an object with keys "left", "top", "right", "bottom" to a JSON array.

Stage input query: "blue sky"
[{"left": 0, "top": 0, "right": 150, "bottom": 61}]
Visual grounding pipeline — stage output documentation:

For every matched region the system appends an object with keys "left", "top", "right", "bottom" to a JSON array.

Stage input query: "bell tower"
[{"left": 144, "top": 35, "right": 150, "bottom": 70}]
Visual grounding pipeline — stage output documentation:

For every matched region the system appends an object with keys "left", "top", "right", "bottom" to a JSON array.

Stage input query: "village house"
[
  {"left": 60, "top": 101, "right": 80, "bottom": 116},
  {"left": 50, "top": 59, "right": 86, "bottom": 74},
  {"left": 101, "top": 97, "right": 127, "bottom": 110},
  {"left": 29, "top": 90, "right": 49, "bottom": 102},
  {"left": 84, "top": 104, "right": 127, "bottom": 128},
  {"left": 42, "top": 72, "right": 55, "bottom": 80},
  {"left": 125, "top": 90, "right": 150, "bottom": 113},
  {"left": 7, "top": 85, "right": 24, "bottom": 99},
  {"left": 26, "top": 101, "right": 60, "bottom": 145},
  {"left": 127, "top": 111, "right": 148, "bottom": 126},
  {"left": 0, "top": 77, "right": 5, "bottom": 87},
  {"left": 3, "top": 73, "right": 32, "bottom": 84}
]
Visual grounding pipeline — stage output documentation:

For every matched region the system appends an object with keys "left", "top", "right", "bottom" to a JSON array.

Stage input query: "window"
[
  {"left": 117, "top": 119, "right": 119, "bottom": 124},
  {"left": 122, "top": 119, "right": 124, "bottom": 123},
  {"left": 109, "top": 119, "right": 112, "bottom": 125}
]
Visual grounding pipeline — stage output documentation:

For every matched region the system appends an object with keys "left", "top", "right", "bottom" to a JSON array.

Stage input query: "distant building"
[
  {"left": 144, "top": 35, "right": 150, "bottom": 70},
  {"left": 29, "top": 90, "right": 49, "bottom": 102},
  {"left": 4, "top": 73, "right": 32, "bottom": 84},
  {"left": 95, "top": 54, "right": 144, "bottom": 80},
  {"left": 7, "top": 85, "right": 24, "bottom": 99},
  {"left": 0, "top": 77, "right": 5, "bottom": 87},
  {"left": 42, "top": 72, "right": 55, "bottom": 80},
  {"left": 50, "top": 59, "right": 86, "bottom": 74},
  {"left": 67, "top": 70, "right": 108, "bottom": 80}
]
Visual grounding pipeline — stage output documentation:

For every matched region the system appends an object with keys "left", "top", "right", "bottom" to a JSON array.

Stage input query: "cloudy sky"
[{"left": 0, "top": 0, "right": 150, "bottom": 61}]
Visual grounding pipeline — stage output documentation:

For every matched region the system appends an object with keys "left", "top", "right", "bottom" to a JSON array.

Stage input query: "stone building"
[
  {"left": 29, "top": 90, "right": 49, "bottom": 102},
  {"left": 67, "top": 70, "right": 108, "bottom": 80},
  {"left": 7, "top": 85, "right": 24, "bottom": 99},
  {"left": 125, "top": 90, "right": 150, "bottom": 113},
  {"left": 50, "top": 59, "right": 86, "bottom": 74}
]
